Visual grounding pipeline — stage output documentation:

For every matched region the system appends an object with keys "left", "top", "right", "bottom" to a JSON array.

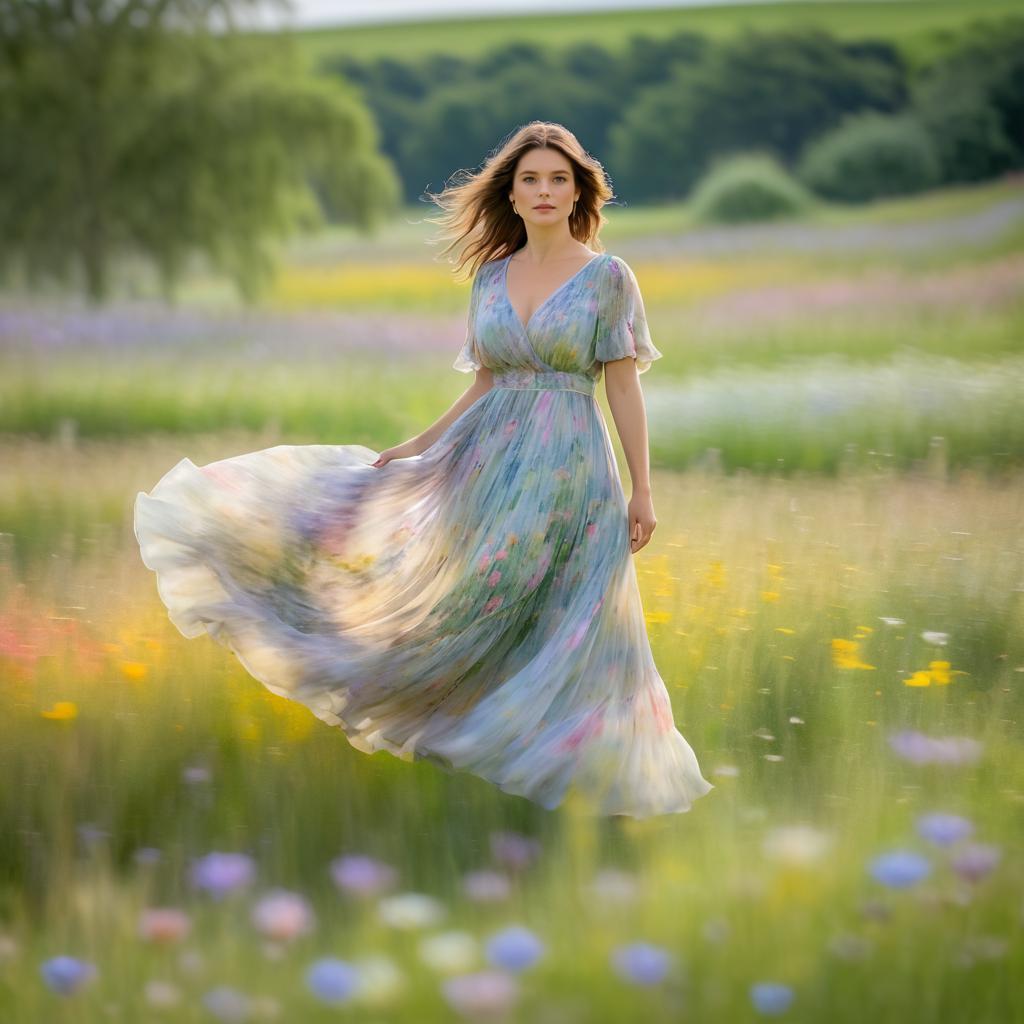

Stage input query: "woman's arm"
[
  {"left": 603, "top": 357, "right": 656, "bottom": 554},
  {"left": 372, "top": 367, "right": 493, "bottom": 467}
]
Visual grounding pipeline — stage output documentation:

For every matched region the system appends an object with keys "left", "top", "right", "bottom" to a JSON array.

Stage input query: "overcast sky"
[{"left": 239, "top": 0, "right": 775, "bottom": 31}]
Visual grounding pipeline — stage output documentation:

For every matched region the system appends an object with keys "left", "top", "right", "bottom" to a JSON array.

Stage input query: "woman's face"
[{"left": 509, "top": 147, "right": 580, "bottom": 228}]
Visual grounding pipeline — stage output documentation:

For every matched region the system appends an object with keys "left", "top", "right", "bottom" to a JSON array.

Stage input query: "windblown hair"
[{"left": 423, "top": 121, "right": 615, "bottom": 283}]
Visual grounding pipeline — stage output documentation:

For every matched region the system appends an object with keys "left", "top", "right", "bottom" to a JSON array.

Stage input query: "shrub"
[
  {"left": 688, "top": 152, "right": 816, "bottom": 224},
  {"left": 796, "top": 112, "right": 942, "bottom": 202}
]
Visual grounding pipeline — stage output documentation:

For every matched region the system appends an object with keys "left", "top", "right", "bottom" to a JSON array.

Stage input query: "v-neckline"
[{"left": 502, "top": 251, "right": 603, "bottom": 337}]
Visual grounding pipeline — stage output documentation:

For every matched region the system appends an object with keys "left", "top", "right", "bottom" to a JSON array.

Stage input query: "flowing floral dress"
[{"left": 134, "top": 251, "right": 715, "bottom": 818}]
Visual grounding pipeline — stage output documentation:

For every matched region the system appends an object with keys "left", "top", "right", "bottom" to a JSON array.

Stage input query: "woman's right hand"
[{"left": 372, "top": 440, "right": 424, "bottom": 468}]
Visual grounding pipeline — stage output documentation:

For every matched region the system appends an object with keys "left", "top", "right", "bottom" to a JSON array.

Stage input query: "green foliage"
[
  {"left": 797, "top": 112, "right": 942, "bottom": 203},
  {"left": 0, "top": 1, "right": 402, "bottom": 305},
  {"left": 607, "top": 27, "right": 907, "bottom": 202},
  {"left": 318, "top": 14, "right": 1023, "bottom": 209},
  {"left": 910, "top": 17, "right": 1024, "bottom": 183},
  {"left": 688, "top": 152, "right": 816, "bottom": 224}
]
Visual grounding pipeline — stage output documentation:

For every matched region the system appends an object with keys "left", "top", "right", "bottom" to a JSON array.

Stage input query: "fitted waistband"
[{"left": 492, "top": 369, "right": 596, "bottom": 397}]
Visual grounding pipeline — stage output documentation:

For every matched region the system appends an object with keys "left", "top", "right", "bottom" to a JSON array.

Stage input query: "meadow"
[{"left": 0, "top": 174, "right": 1022, "bottom": 1020}]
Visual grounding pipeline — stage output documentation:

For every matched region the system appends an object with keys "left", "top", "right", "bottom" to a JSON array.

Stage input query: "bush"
[
  {"left": 910, "top": 18, "right": 1024, "bottom": 184},
  {"left": 687, "top": 152, "right": 816, "bottom": 224},
  {"left": 796, "top": 112, "right": 942, "bottom": 202},
  {"left": 913, "top": 91, "right": 1018, "bottom": 185}
]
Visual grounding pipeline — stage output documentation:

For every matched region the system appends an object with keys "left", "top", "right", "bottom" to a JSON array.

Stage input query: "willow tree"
[{"left": 0, "top": 0, "right": 401, "bottom": 303}]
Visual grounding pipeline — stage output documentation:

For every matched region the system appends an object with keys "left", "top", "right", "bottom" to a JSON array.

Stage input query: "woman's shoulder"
[
  {"left": 593, "top": 253, "right": 636, "bottom": 297},
  {"left": 599, "top": 252, "right": 631, "bottom": 275},
  {"left": 470, "top": 255, "right": 506, "bottom": 286}
]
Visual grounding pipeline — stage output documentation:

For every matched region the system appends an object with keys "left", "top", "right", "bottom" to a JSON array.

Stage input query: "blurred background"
[{"left": 1, "top": 0, "right": 1022, "bottom": 1019}]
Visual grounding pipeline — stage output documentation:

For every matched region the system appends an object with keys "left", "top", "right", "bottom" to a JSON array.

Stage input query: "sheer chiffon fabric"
[{"left": 134, "top": 252, "right": 714, "bottom": 817}]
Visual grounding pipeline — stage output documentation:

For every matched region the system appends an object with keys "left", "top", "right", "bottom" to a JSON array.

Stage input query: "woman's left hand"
[{"left": 627, "top": 491, "right": 657, "bottom": 554}]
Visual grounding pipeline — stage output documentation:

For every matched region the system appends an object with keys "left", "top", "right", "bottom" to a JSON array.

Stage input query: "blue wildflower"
[
  {"left": 915, "top": 812, "right": 974, "bottom": 847},
  {"left": 868, "top": 850, "right": 931, "bottom": 888},
  {"left": 306, "top": 958, "right": 359, "bottom": 1004},
  {"left": 40, "top": 956, "right": 97, "bottom": 995},
  {"left": 610, "top": 942, "right": 672, "bottom": 985},
  {"left": 751, "top": 981, "right": 794, "bottom": 1015},
  {"left": 484, "top": 925, "right": 545, "bottom": 972}
]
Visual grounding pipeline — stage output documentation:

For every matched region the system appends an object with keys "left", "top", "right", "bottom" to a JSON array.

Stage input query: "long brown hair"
[{"left": 423, "top": 121, "right": 615, "bottom": 283}]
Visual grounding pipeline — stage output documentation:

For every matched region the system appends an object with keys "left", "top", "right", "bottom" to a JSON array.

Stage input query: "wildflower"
[
  {"left": 441, "top": 970, "right": 519, "bottom": 1017},
  {"left": 0, "top": 934, "right": 19, "bottom": 963},
  {"left": 329, "top": 853, "right": 396, "bottom": 897},
  {"left": 202, "top": 985, "right": 250, "bottom": 1022},
  {"left": 134, "top": 846, "right": 163, "bottom": 867},
  {"left": 377, "top": 892, "right": 445, "bottom": 930},
  {"left": 887, "top": 730, "right": 982, "bottom": 765},
  {"left": 761, "top": 824, "right": 833, "bottom": 867},
  {"left": 915, "top": 813, "right": 974, "bottom": 847},
  {"left": 462, "top": 869, "right": 511, "bottom": 903},
  {"left": 951, "top": 843, "right": 1001, "bottom": 883},
  {"left": 868, "top": 850, "right": 931, "bottom": 888},
  {"left": 484, "top": 926, "right": 545, "bottom": 972},
  {"left": 306, "top": 958, "right": 358, "bottom": 1005},
  {"left": 903, "top": 661, "right": 958, "bottom": 687},
  {"left": 139, "top": 908, "right": 191, "bottom": 945},
  {"left": 190, "top": 852, "right": 256, "bottom": 899},
  {"left": 144, "top": 980, "right": 182, "bottom": 1008},
  {"left": 250, "top": 889, "right": 314, "bottom": 942},
  {"left": 178, "top": 949, "right": 205, "bottom": 976},
  {"left": 750, "top": 981, "right": 795, "bottom": 1015},
  {"left": 419, "top": 932, "right": 479, "bottom": 974},
  {"left": 489, "top": 831, "right": 541, "bottom": 872},
  {"left": 587, "top": 867, "right": 641, "bottom": 904},
  {"left": 40, "top": 701, "right": 78, "bottom": 720},
  {"left": 352, "top": 955, "right": 404, "bottom": 1006},
  {"left": 611, "top": 942, "right": 672, "bottom": 985},
  {"left": 830, "top": 638, "right": 875, "bottom": 670},
  {"left": 40, "top": 955, "right": 96, "bottom": 995}
]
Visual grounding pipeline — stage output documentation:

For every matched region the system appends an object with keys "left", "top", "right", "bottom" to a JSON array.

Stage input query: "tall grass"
[{"left": 0, "top": 454, "right": 1021, "bottom": 1020}]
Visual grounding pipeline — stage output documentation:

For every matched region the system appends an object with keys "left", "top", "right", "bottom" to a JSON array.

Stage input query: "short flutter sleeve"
[
  {"left": 453, "top": 268, "right": 484, "bottom": 373},
  {"left": 596, "top": 256, "right": 663, "bottom": 374}
]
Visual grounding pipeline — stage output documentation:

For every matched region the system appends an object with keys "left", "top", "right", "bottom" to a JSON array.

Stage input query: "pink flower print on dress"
[
  {"left": 487, "top": 570, "right": 502, "bottom": 587},
  {"left": 647, "top": 688, "right": 674, "bottom": 733},
  {"left": 566, "top": 619, "right": 589, "bottom": 651},
  {"left": 483, "top": 595, "right": 503, "bottom": 614},
  {"left": 199, "top": 463, "right": 243, "bottom": 491},
  {"left": 558, "top": 706, "right": 605, "bottom": 754}
]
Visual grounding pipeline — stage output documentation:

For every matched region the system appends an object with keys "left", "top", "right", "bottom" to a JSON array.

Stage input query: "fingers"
[{"left": 628, "top": 520, "right": 653, "bottom": 553}]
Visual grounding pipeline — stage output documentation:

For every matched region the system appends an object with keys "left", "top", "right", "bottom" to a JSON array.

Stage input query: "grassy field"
[{"left": 0, "top": 165, "right": 1022, "bottom": 1017}]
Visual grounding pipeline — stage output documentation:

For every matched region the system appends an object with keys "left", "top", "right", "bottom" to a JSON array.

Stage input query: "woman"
[{"left": 134, "top": 121, "right": 714, "bottom": 818}]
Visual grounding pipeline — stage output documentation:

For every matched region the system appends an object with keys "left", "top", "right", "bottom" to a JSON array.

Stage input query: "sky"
[{"left": 237, "top": 0, "right": 774, "bottom": 31}]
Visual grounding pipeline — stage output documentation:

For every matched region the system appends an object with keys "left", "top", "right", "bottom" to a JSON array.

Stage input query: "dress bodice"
[{"left": 453, "top": 251, "right": 663, "bottom": 384}]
